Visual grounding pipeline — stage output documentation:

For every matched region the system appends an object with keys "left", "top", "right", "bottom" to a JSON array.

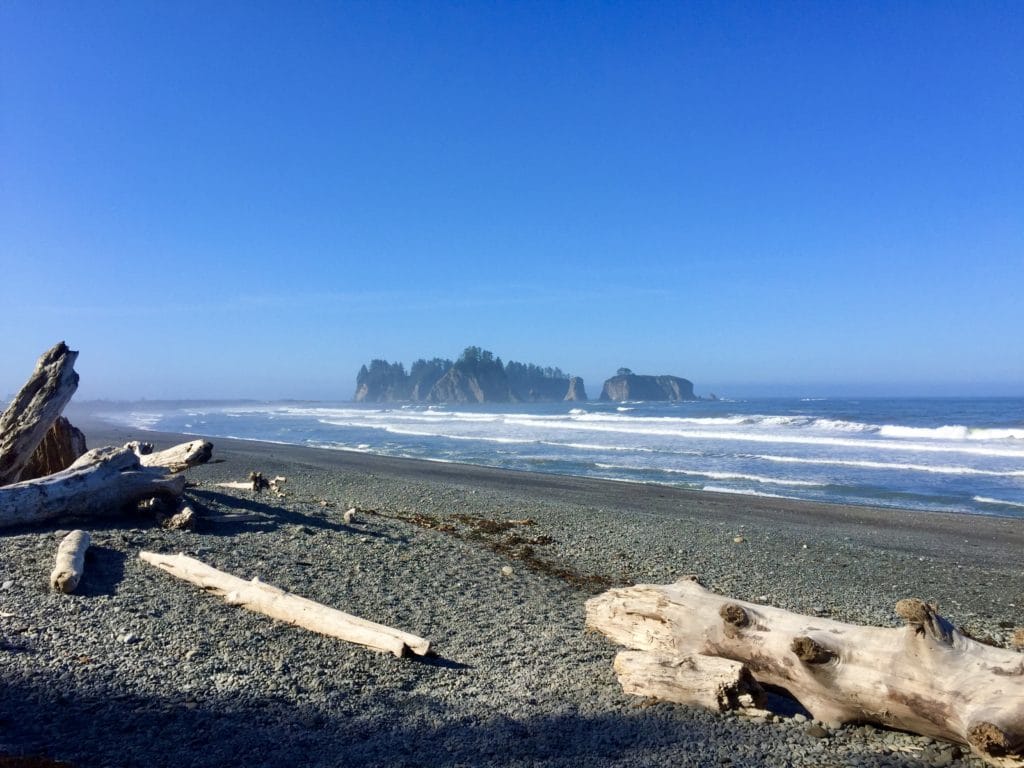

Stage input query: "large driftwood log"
[
  {"left": 586, "top": 577, "right": 1024, "bottom": 767},
  {"left": 131, "top": 439, "right": 213, "bottom": 472},
  {"left": 0, "top": 342, "right": 80, "bottom": 485},
  {"left": 50, "top": 530, "right": 91, "bottom": 593},
  {"left": 139, "top": 551, "right": 430, "bottom": 657},
  {"left": 0, "top": 446, "right": 185, "bottom": 528}
]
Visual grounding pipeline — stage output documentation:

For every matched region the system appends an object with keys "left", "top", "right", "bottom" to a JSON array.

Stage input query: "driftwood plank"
[{"left": 139, "top": 551, "right": 430, "bottom": 657}]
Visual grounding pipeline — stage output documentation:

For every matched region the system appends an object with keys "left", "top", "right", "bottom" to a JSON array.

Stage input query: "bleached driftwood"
[
  {"left": 133, "top": 440, "right": 213, "bottom": 473},
  {"left": 160, "top": 503, "right": 196, "bottom": 530},
  {"left": 0, "top": 342, "right": 80, "bottom": 486},
  {"left": 613, "top": 650, "right": 767, "bottom": 714},
  {"left": 215, "top": 474, "right": 285, "bottom": 494},
  {"left": 0, "top": 446, "right": 185, "bottom": 528},
  {"left": 20, "top": 416, "right": 88, "bottom": 481},
  {"left": 50, "top": 529, "right": 91, "bottom": 593},
  {"left": 139, "top": 551, "right": 430, "bottom": 657},
  {"left": 586, "top": 577, "right": 1024, "bottom": 767}
]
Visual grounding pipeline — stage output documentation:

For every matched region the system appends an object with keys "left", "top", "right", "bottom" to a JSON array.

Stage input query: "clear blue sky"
[{"left": 2, "top": 1, "right": 1021, "bottom": 400}]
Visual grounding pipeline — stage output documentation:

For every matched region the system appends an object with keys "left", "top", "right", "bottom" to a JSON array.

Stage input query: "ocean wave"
[
  {"left": 100, "top": 411, "right": 164, "bottom": 429},
  {"left": 501, "top": 418, "right": 1024, "bottom": 457},
  {"left": 701, "top": 486, "right": 786, "bottom": 499},
  {"left": 973, "top": 496, "right": 1024, "bottom": 509},
  {"left": 593, "top": 463, "right": 823, "bottom": 487},
  {"left": 879, "top": 424, "right": 1024, "bottom": 441},
  {"left": 752, "top": 454, "right": 1024, "bottom": 477}
]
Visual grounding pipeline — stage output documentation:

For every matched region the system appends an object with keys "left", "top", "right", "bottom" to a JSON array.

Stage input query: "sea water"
[{"left": 98, "top": 397, "right": 1024, "bottom": 518}]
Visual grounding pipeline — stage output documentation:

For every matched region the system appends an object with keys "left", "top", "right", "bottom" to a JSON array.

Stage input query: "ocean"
[{"left": 98, "top": 397, "right": 1024, "bottom": 518}]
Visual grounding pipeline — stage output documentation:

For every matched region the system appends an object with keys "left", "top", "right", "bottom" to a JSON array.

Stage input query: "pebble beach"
[{"left": 2, "top": 421, "right": 1024, "bottom": 768}]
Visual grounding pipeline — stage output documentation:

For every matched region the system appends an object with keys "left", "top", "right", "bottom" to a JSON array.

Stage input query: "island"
[
  {"left": 599, "top": 368, "right": 696, "bottom": 402},
  {"left": 354, "top": 346, "right": 587, "bottom": 403}
]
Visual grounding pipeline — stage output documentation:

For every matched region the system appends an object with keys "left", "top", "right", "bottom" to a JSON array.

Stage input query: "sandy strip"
[{"left": 1, "top": 421, "right": 1020, "bottom": 767}]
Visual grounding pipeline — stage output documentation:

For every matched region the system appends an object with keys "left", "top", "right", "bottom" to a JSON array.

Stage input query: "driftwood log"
[
  {"left": 0, "top": 446, "right": 186, "bottom": 528},
  {"left": 50, "top": 530, "right": 91, "bottom": 593},
  {"left": 131, "top": 439, "right": 213, "bottom": 473},
  {"left": 0, "top": 342, "right": 80, "bottom": 485},
  {"left": 586, "top": 577, "right": 1024, "bottom": 767},
  {"left": 139, "top": 551, "right": 430, "bottom": 657}
]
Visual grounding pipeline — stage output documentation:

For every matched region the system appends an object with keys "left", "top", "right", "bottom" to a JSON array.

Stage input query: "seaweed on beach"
[{"left": 366, "top": 508, "right": 623, "bottom": 592}]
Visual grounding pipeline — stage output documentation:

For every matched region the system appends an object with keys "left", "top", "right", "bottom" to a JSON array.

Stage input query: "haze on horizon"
[{"left": 1, "top": 3, "right": 1021, "bottom": 402}]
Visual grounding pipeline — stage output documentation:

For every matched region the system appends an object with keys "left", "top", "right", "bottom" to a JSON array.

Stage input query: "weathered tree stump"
[
  {"left": 0, "top": 342, "right": 80, "bottom": 485},
  {"left": 586, "top": 577, "right": 1024, "bottom": 767},
  {"left": 20, "top": 416, "right": 88, "bottom": 481}
]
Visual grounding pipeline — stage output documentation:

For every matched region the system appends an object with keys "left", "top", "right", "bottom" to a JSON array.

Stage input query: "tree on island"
[{"left": 353, "top": 346, "right": 580, "bottom": 403}]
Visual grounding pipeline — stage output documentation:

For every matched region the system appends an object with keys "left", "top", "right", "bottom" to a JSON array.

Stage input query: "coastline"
[{"left": 2, "top": 420, "right": 1021, "bottom": 766}]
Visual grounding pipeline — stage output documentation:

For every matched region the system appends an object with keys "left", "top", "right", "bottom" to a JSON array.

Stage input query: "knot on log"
[
  {"left": 969, "top": 721, "right": 1013, "bottom": 757},
  {"left": 896, "top": 599, "right": 955, "bottom": 645},
  {"left": 127, "top": 441, "right": 154, "bottom": 456},
  {"left": 249, "top": 471, "right": 270, "bottom": 493},
  {"left": 719, "top": 603, "right": 750, "bottom": 637},
  {"left": 791, "top": 636, "right": 836, "bottom": 665}
]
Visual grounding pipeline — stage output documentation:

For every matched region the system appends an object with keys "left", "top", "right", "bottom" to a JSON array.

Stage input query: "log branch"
[
  {"left": 133, "top": 440, "right": 213, "bottom": 473},
  {"left": 586, "top": 578, "right": 1024, "bottom": 767},
  {"left": 138, "top": 551, "right": 430, "bottom": 657}
]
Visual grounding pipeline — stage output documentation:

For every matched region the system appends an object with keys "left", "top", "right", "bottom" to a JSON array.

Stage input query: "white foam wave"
[
  {"left": 99, "top": 410, "right": 163, "bottom": 429},
  {"left": 503, "top": 418, "right": 1024, "bottom": 457},
  {"left": 593, "top": 464, "right": 823, "bottom": 487},
  {"left": 879, "top": 424, "right": 1024, "bottom": 441},
  {"left": 973, "top": 496, "right": 1024, "bottom": 509},
  {"left": 810, "top": 418, "right": 875, "bottom": 432},
  {"left": 701, "top": 486, "right": 786, "bottom": 499},
  {"left": 752, "top": 454, "right": 1024, "bottom": 477}
]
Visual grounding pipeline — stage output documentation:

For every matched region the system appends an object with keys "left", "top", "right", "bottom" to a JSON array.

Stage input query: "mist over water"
[{"left": 98, "top": 397, "right": 1024, "bottom": 518}]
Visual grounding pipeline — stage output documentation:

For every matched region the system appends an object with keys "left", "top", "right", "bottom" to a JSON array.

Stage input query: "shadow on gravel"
[
  {"left": 77, "top": 546, "right": 126, "bottom": 598},
  {"left": 188, "top": 489, "right": 396, "bottom": 541},
  {"left": 0, "top": 676, "right": 938, "bottom": 768}
]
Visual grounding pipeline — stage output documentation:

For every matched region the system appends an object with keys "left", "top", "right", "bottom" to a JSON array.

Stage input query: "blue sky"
[{"left": 2, "top": 1, "right": 1021, "bottom": 400}]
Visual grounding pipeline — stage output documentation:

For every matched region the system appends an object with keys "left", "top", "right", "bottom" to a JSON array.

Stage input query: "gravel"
[{"left": 2, "top": 425, "right": 1021, "bottom": 767}]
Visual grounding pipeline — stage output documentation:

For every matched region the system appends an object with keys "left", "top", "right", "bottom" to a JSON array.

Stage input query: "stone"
[{"left": 805, "top": 724, "right": 829, "bottom": 739}]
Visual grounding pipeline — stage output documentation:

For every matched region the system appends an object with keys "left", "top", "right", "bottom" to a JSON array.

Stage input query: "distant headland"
[{"left": 353, "top": 349, "right": 701, "bottom": 403}]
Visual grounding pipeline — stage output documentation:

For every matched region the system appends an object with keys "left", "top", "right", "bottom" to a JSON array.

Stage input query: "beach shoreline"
[{"left": 2, "top": 419, "right": 1021, "bottom": 766}]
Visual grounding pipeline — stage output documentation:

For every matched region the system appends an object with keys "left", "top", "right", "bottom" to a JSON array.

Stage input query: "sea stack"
[{"left": 599, "top": 373, "right": 696, "bottom": 402}]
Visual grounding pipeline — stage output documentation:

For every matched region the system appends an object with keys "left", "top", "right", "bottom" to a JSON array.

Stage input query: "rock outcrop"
[
  {"left": 599, "top": 374, "right": 696, "bottom": 402},
  {"left": 564, "top": 377, "right": 587, "bottom": 401}
]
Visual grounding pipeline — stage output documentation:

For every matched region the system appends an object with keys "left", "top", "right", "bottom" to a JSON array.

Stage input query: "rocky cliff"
[{"left": 599, "top": 374, "right": 696, "bottom": 402}]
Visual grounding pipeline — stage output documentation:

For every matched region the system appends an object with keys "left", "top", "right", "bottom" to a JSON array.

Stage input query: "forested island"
[{"left": 354, "top": 347, "right": 586, "bottom": 403}]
